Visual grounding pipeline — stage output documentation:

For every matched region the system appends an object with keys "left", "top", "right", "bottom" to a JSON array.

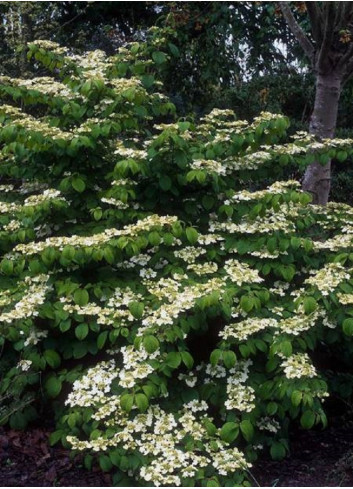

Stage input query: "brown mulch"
[
  {"left": 0, "top": 427, "right": 111, "bottom": 487},
  {"left": 253, "top": 425, "right": 353, "bottom": 487},
  {"left": 1, "top": 423, "right": 353, "bottom": 486}
]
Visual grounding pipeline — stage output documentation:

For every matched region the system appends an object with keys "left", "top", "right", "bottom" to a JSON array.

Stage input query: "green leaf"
[
  {"left": 280, "top": 265, "right": 295, "bottom": 282},
  {"left": 303, "top": 297, "right": 317, "bottom": 315},
  {"left": 202, "top": 195, "right": 215, "bottom": 210},
  {"left": 206, "top": 479, "right": 220, "bottom": 487},
  {"left": 129, "top": 301, "right": 144, "bottom": 319},
  {"left": 279, "top": 340, "right": 292, "bottom": 357},
  {"left": 152, "top": 51, "right": 167, "bottom": 64},
  {"left": 103, "top": 247, "right": 115, "bottom": 264},
  {"left": 223, "top": 350, "right": 237, "bottom": 369},
  {"left": 43, "top": 349, "right": 61, "bottom": 369},
  {"left": 1, "top": 259, "right": 14, "bottom": 275},
  {"left": 240, "top": 295, "right": 254, "bottom": 313},
  {"left": 99, "top": 454, "right": 113, "bottom": 472},
  {"left": 75, "top": 323, "right": 89, "bottom": 340},
  {"left": 45, "top": 376, "right": 62, "bottom": 398},
  {"left": 291, "top": 390, "right": 302, "bottom": 407},
  {"left": 148, "top": 231, "right": 161, "bottom": 246},
  {"left": 300, "top": 410, "right": 316, "bottom": 429},
  {"left": 120, "top": 394, "right": 134, "bottom": 412},
  {"left": 143, "top": 335, "right": 160, "bottom": 354},
  {"left": 270, "top": 441, "right": 286, "bottom": 460},
  {"left": 84, "top": 454, "right": 93, "bottom": 471},
  {"left": 109, "top": 450, "right": 121, "bottom": 467},
  {"left": 210, "top": 349, "right": 222, "bottom": 366},
  {"left": 59, "top": 319, "right": 71, "bottom": 332},
  {"left": 62, "top": 245, "right": 76, "bottom": 260},
  {"left": 159, "top": 175, "right": 172, "bottom": 191},
  {"left": 168, "top": 42, "right": 180, "bottom": 57},
  {"left": 186, "top": 227, "right": 199, "bottom": 245},
  {"left": 74, "top": 289, "right": 89, "bottom": 306},
  {"left": 165, "top": 352, "right": 182, "bottom": 368},
  {"left": 72, "top": 176, "right": 86, "bottom": 193},
  {"left": 97, "top": 331, "right": 108, "bottom": 349},
  {"left": 343, "top": 318, "right": 353, "bottom": 336},
  {"left": 181, "top": 351, "right": 194, "bottom": 369},
  {"left": 135, "top": 393, "right": 149, "bottom": 412},
  {"left": 220, "top": 422, "right": 239, "bottom": 443},
  {"left": 72, "top": 342, "right": 88, "bottom": 359},
  {"left": 267, "top": 402, "right": 278, "bottom": 415},
  {"left": 49, "top": 430, "right": 64, "bottom": 446},
  {"left": 337, "top": 150, "right": 348, "bottom": 162},
  {"left": 93, "top": 209, "right": 103, "bottom": 221},
  {"left": 240, "top": 420, "right": 254, "bottom": 441},
  {"left": 290, "top": 237, "right": 301, "bottom": 249},
  {"left": 141, "top": 74, "right": 155, "bottom": 88}
]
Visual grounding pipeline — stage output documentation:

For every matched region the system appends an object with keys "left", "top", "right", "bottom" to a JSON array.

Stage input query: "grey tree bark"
[
  {"left": 280, "top": 2, "right": 353, "bottom": 205},
  {"left": 302, "top": 72, "right": 342, "bottom": 205}
]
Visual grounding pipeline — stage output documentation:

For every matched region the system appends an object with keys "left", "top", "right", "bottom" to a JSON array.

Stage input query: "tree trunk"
[
  {"left": 302, "top": 72, "right": 341, "bottom": 205},
  {"left": 19, "top": 2, "right": 33, "bottom": 76}
]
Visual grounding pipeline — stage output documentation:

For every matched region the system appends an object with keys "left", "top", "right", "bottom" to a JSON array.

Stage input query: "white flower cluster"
[
  {"left": 118, "top": 345, "right": 159, "bottom": 389},
  {"left": 0, "top": 104, "right": 74, "bottom": 141},
  {"left": 220, "top": 317, "right": 277, "bottom": 341},
  {"left": 13, "top": 214, "right": 178, "bottom": 255},
  {"left": 67, "top": 399, "right": 250, "bottom": 486},
  {"left": 0, "top": 275, "right": 51, "bottom": 325},
  {"left": 256, "top": 417, "right": 280, "bottom": 433},
  {"left": 277, "top": 309, "right": 322, "bottom": 336},
  {"left": 140, "top": 278, "right": 225, "bottom": 335},
  {"left": 114, "top": 145, "right": 147, "bottom": 160},
  {"left": 211, "top": 204, "right": 299, "bottom": 235},
  {"left": 23, "top": 328, "right": 48, "bottom": 346},
  {"left": 305, "top": 263, "right": 350, "bottom": 295},
  {"left": 3, "top": 220, "right": 21, "bottom": 232},
  {"left": 281, "top": 353, "right": 317, "bottom": 379},
  {"left": 225, "top": 360, "right": 255, "bottom": 412},
  {"left": 187, "top": 262, "right": 218, "bottom": 275},
  {"left": 31, "top": 39, "right": 67, "bottom": 54},
  {"left": 0, "top": 201, "right": 20, "bottom": 214},
  {"left": 337, "top": 293, "right": 353, "bottom": 305},
  {"left": 229, "top": 180, "right": 300, "bottom": 202},
  {"left": 0, "top": 184, "right": 14, "bottom": 192},
  {"left": 190, "top": 159, "right": 226, "bottom": 175},
  {"left": 66, "top": 360, "right": 119, "bottom": 407},
  {"left": 174, "top": 246, "right": 206, "bottom": 262},
  {"left": 101, "top": 197, "right": 129, "bottom": 209},
  {"left": 144, "top": 277, "right": 181, "bottom": 301},
  {"left": 17, "top": 359, "right": 33, "bottom": 372},
  {"left": 178, "top": 372, "right": 197, "bottom": 387},
  {"left": 224, "top": 259, "right": 263, "bottom": 286},
  {"left": 0, "top": 76, "right": 78, "bottom": 100},
  {"left": 313, "top": 233, "right": 352, "bottom": 251},
  {"left": 23, "top": 189, "right": 67, "bottom": 206}
]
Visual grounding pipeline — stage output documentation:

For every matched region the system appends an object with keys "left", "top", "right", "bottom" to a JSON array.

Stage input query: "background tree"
[{"left": 280, "top": 2, "right": 353, "bottom": 205}]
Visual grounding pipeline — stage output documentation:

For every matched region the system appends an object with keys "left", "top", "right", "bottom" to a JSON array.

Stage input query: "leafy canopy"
[{"left": 1, "top": 29, "right": 353, "bottom": 487}]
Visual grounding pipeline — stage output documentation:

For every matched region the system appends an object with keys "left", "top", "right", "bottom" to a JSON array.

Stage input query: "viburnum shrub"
[{"left": 2, "top": 32, "right": 353, "bottom": 487}]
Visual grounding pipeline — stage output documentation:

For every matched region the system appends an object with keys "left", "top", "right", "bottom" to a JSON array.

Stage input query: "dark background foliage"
[{"left": 1, "top": 1, "right": 353, "bottom": 203}]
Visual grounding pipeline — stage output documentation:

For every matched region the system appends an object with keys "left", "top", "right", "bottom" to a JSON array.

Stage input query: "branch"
[
  {"left": 337, "top": 2, "right": 353, "bottom": 30},
  {"left": 337, "top": 3, "right": 353, "bottom": 72},
  {"left": 305, "top": 2, "right": 323, "bottom": 43},
  {"left": 337, "top": 41, "right": 353, "bottom": 72},
  {"left": 342, "top": 55, "right": 353, "bottom": 84},
  {"left": 317, "top": 2, "right": 337, "bottom": 71},
  {"left": 279, "top": 2, "right": 315, "bottom": 62},
  {"left": 46, "top": 5, "right": 91, "bottom": 37}
]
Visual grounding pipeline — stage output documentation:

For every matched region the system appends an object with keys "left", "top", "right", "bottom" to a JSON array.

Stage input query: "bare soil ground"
[
  {"left": 253, "top": 425, "right": 353, "bottom": 487},
  {"left": 1, "top": 423, "right": 353, "bottom": 487}
]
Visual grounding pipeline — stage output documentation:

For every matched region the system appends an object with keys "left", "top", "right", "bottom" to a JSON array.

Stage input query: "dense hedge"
[{"left": 2, "top": 34, "right": 353, "bottom": 486}]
